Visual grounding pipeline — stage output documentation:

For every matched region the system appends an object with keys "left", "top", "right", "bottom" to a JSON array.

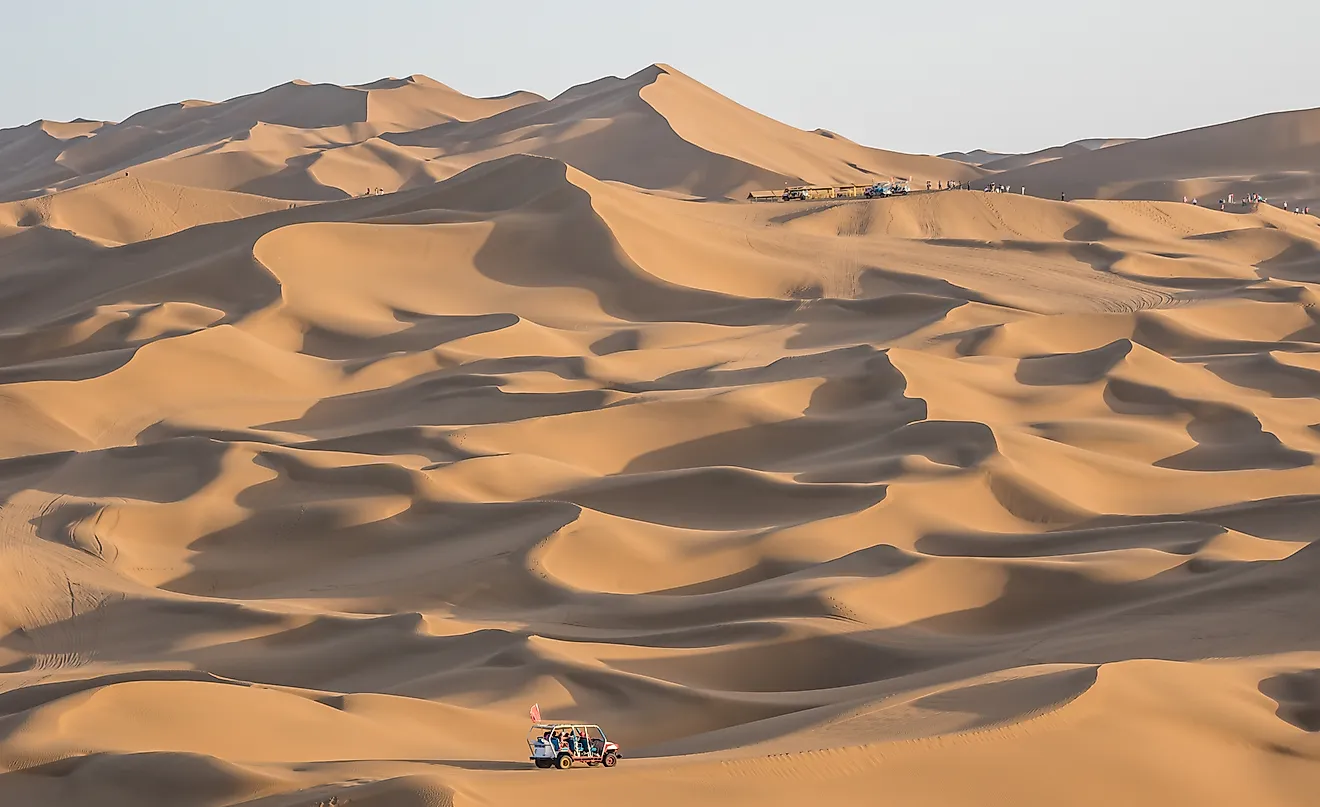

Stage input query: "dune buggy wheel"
[
  {"left": 602, "top": 752, "right": 618, "bottom": 768},
  {"left": 535, "top": 759, "right": 553, "bottom": 769},
  {"left": 556, "top": 754, "right": 573, "bottom": 770}
]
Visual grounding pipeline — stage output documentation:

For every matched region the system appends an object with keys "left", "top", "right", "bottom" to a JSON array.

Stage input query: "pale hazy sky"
[{"left": 4, "top": 1, "right": 1316, "bottom": 155}]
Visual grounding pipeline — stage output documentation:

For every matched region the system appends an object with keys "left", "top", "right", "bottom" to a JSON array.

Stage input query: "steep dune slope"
[
  {"left": 388, "top": 66, "right": 793, "bottom": 199},
  {"left": 940, "top": 148, "right": 1015, "bottom": 166},
  {"left": 3, "top": 70, "right": 1320, "bottom": 807},
  {"left": 639, "top": 64, "right": 980, "bottom": 192},
  {"left": 392, "top": 64, "right": 983, "bottom": 198},
  {"left": 980, "top": 137, "right": 1131, "bottom": 171},
  {"left": 356, "top": 74, "right": 544, "bottom": 129},
  {"left": 992, "top": 107, "right": 1320, "bottom": 208},
  {"left": 0, "top": 175, "right": 300, "bottom": 245},
  {"left": 0, "top": 77, "right": 545, "bottom": 202},
  {"left": 0, "top": 119, "right": 111, "bottom": 198},
  {"left": 2, "top": 65, "right": 981, "bottom": 205}
]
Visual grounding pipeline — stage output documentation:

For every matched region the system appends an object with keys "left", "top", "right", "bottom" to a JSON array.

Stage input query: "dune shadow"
[
  {"left": 1198, "top": 352, "right": 1320, "bottom": 399},
  {"left": 917, "top": 520, "right": 1227, "bottom": 560},
  {"left": 1066, "top": 241, "right": 1124, "bottom": 273},
  {"left": 560, "top": 466, "right": 887, "bottom": 530},
  {"left": 1259, "top": 669, "right": 1320, "bottom": 732},
  {"left": 1063, "top": 216, "right": 1118, "bottom": 243},
  {"left": 782, "top": 264, "right": 991, "bottom": 352},
  {"left": 301, "top": 310, "right": 520, "bottom": 362},
  {"left": 162, "top": 492, "right": 578, "bottom": 601},
  {"left": 788, "top": 292, "right": 968, "bottom": 351},
  {"left": 767, "top": 201, "right": 846, "bottom": 225},
  {"left": 1015, "top": 339, "right": 1132, "bottom": 387},
  {"left": 0, "top": 751, "right": 284, "bottom": 807},
  {"left": 1158, "top": 411, "right": 1313, "bottom": 471},
  {"left": 262, "top": 371, "right": 610, "bottom": 436},
  {"left": 538, "top": 350, "right": 923, "bottom": 529},
  {"left": 236, "top": 153, "right": 354, "bottom": 201},
  {"left": 911, "top": 665, "right": 1099, "bottom": 726},
  {"left": 0, "top": 438, "right": 231, "bottom": 562},
  {"left": 609, "top": 628, "right": 945, "bottom": 694},
  {"left": 0, "top": 668, "right": 246, "bottom": 720},
  {"left": 0, "top": 345, "right": 138, "bottom": 384},
  {"left": 886, "top": 539, "right": 1320, "bottom": 663},
  {"left": 632, "top": 538, "right": 1320, "bottom": 754},
  {"left": 621, "top": 343, "right": 878, "bottom": 394},
  {"left": 466, "top": 165, "right": 797, "bottom": 327},
  {"left": 1104, "top": 377, "right": 1314, "bottom": 471},
  {"left": 856, "top": 265, "right": 997, "bottom": 305},
  {"left": 23, "top": 436, "right": 229, "bottom": 504},
  {"left": 616, "top": 349, "right": 996, "bottom": 484},
  {"left": 0, "top": 451, "right": 76, "bottom": 499},
  {"left": 425, "top": 759, "right": 534, "bottom": 771},
  {"left": 590, "top": 328, "right": 640, "bottom": 356},
  {"left": 920, "top": 493, "right": 1320, "bottom": 562},
  {"left": 1256, "top": 241, "right": 1320, "bottom": 282},
  {"left": 1092, "top": 493, "right": 1320, "bottom": 542},
  {"left": 291, "top": 758, "right": 540, "bottom": 772}
]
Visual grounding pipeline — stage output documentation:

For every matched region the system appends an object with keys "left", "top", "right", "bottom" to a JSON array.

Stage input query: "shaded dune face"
[
  {"left": 988, "top": 106, "right": 1320, "bottom": 210},
  {"left": 3, "top": 70, "right": 1320, "bottom": 807},
  {"left": 0, "top": 65, "right": 981, "bottom": 206}
]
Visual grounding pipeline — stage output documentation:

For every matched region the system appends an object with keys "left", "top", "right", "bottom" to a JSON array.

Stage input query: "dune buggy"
[{"left": 528, "top": 722, "right": 621, "bottom": 770}]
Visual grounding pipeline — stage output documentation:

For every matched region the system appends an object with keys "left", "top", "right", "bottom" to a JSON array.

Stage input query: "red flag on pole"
[{"left": 529, "top": 703, "right": 541, "bottom": 722}]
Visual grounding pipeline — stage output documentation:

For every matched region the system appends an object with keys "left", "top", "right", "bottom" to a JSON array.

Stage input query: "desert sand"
[
  {"left": 985, "top": 108, "right": 1320, "bottom": 208},
  {"left": 1, "top": 64, "right": 1319, "bottom": 807}
]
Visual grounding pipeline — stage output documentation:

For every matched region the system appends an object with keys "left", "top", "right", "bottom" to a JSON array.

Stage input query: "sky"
[{"left": 3, "top": 0, "right": 1316, "bottom": 155}]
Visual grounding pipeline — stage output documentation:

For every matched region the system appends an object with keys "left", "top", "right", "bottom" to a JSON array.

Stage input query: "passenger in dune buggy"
[{"left": 528, "top": 722, "right": 621, "bottom": 770}]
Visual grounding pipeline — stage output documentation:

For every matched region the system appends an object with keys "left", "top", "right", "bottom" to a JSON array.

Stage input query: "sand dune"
[
  {"left": 942, "top": 140, "right": 1129, "bottom": 171},
  {"left": 979, "top": 137, "right": 1132, "bottom": 171},
  {"left": 1, "top": 65, "right": 980, "bottom": 205},
  {"left": 989, "top": 107, "right": 1320, "bottom": 210},
  {"left": 0, "top": 176, "right": 300, "bottom": 245},
  {"left": 0, "top": 77, "right": 544, "bottom": 203},
  {"left": 939, "top": 148, "right": 1014, "bottom": 166},
  {"left": 386, "top": 64, "right": 983, "bottom": 198},
  {"left": 2, "top": 65, "right": 1320, "bottom": 807}
]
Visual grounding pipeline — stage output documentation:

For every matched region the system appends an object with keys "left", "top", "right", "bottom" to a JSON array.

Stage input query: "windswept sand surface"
[
  {"left": 2, "top": 67, "right": 1320, "bottom": 807},
  {"left": 988, "top": 108, "right": 1320, "bottom": 210}
]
